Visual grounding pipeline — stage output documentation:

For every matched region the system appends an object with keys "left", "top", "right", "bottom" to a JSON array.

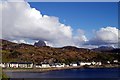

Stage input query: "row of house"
[
  {"left": 107, "top": 60, "right": 119, "bottom": 64},
  {"left": 0, "top": 61, "right": 102, "bottom": 68},
  {"left": 0, "top": 62, "right": 33, "bottom": 68},
  {"left": 36, "top": 63, "right": 66, "bottom": 68}
]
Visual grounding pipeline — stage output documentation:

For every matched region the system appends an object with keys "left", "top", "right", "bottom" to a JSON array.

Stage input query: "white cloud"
[
  {"left": 96, "top": 27, "right": 118, "bottom": 43},
  {"left": 87, "top": 27, "right": 119, "bottom": 46},
  {"left": 11, "top": 39, "right": 34, "bottom": 45},
  {"left": 44, "top": 41, "right": 53, "bottom": 47},
  {"left": 79, "top": 45, "right": 98, "bottom": 49},
  {"left": 1, "top": 1, "right": 77, "bottom": 47},
  {"left": 73, "top": 29, "right": 88, "bottom": 46}
]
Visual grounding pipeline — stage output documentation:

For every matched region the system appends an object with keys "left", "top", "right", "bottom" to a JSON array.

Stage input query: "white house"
[
  {"left": 9, "top": 62, "right": 19, "bottom": 68},
  {"left": 35, "top": 64, "right": 42, "bottom": 68},
  {"left": 91, "top": 61, "right": 96, "bottom": 65},
  {"left": 50, "top": 64, "right": 56, "bottom": 68},
  {"left": 79, "top": 62, "right": 91, "bottom": 66},
  {"left": 60, "top": 63, "right": 65, "bottom": 67},
  {"left": 41, "top": 63, "right": 50, "bottom": 68},
  {"left": 18, "top": 62, "right": 33, "bottom": 68},
  {"left": 96, "top": 62, "right": 102, "bottom": 65},
  {"left": 113, "top": 60, "right": 118, "bottom": 63},
  {"left": 107, "top": 61, "right": 110, "bottom": 64},
  {"left": 70, "top": 63, "right": 78, "bottom": 67},
  {"left": 55, "top": 63, "right": 65, "bottom": 68},
  {"left": 55, "top": 64, "right": 61, "bottom": 68},
  {"left": 0, "top": 63, "right": 6, "bottom": 68},
  {"left": 6, "top": 63, "right": 10, "bottom": 68},
  {"left": 66, "top": 65, "right": 70, "bottom": 67},
  {"left": 91, "top": 61, "right": 102, "bottom": 66}
]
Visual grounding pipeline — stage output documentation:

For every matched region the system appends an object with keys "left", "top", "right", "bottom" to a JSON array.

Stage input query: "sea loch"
[{"left": 5, "top": 68, "right": 120, "bottom": 79}]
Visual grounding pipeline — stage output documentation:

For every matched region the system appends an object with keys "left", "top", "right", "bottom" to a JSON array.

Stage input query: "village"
[{"left": 0, "top": 60, "right": 119, "bottom": 69}]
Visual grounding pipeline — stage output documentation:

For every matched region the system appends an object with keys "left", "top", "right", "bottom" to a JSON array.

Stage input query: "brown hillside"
[{"left": 1, "top": 39, "right": 120, "bottom": 64}]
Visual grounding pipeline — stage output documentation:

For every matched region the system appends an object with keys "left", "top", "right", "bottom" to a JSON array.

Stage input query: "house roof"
[
  {"left": 9, "top": 62, "right": 18, "bottom": 64},
  {"left": 18, "top": 62, "right": 33, "bottom": 64},
  {"left": 36, "top": 64, "right": 42, "bottom": 65},
  {"left": 9, "top": 62, "right": 32, "bottom": 64}
]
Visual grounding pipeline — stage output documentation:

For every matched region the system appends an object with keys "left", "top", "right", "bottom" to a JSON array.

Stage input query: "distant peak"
[
  {"left": 99, "top": 46, "right": 114, "bottom": 49},
  {"left": 34, "top": 40, "right": 46, "bottom": 47}
]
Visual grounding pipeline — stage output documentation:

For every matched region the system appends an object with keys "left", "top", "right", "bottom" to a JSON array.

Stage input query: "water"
[{"left": 5, "top": 68, "right": 120, "bottom": 79}]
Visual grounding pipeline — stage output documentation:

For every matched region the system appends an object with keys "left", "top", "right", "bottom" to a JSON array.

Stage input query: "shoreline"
[
  {"left": 3, "top": 65, "right": 120, "bottom": 73},
  {"left": 3, "top": 66, "right": 83, "bottom": 73}
]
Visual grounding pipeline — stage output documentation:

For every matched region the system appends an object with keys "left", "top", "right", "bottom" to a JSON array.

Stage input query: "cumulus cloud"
[
  {"left": 1, "top": 1, "right": 88, "bottom": 47},
  {"left": 1, "top": 1, "right": 77, "bottom": 47},
  {"left": 86, "top": 27, "right": 119, "bottom": 46},
  {"left": 73, "top": 29, "right": 88, "bottom": 46},
  {"left": 11, "top": 39, "right": 34, "bottom": 45}
]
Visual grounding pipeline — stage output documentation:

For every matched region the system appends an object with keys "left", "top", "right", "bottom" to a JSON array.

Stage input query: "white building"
[
  {"left": 70, "top": 63, "right": 78, "bottom": 67},
  {"left": 66, "top": 65, "right": 70, "bottom": 67},
  {"left": 41, "top": 64, "right": 50, "bottom": 68},
  {"left": 113, "top": 60, "right": 118, "bottom": 63},
  {"left": 60, "top": 63, "right": 65, "bottom": 67},
  {"left": 0, "top": 63, "right": 6, "bottom": 68},
  {"left": 8, "top": 62, "right": 33, "bottom": 68},
  {"left": 35, "top": 64, "right": 42, "bottom": 68},
  {"left": 96, "top": 62, "right": 102, "bottom": 65},
  {"left": 6, "top": 63, "right": 10, "bottom": 68},
  {"left": 55, "top": 63, "right": 65, "bottom": 68},
  {"left": 50, "top": 64, "right": 56, "bottom": 68},
  {"left": 9, "top": 62, "right": 19, "bottom": 68},
  {"left": 91, "top": 61, "right": 96, "bottom": 65},
  {"left": 55, "top": 63, "right": 61, "bottom": 68},
  {"left": 92, "top": 61, "right": 102, "bottom": 65},
  {"left": 79, "top": 62, "right": 91, "bottom": 66},
  {"left": 18, "top": 62, "right": 33, "bottom": 68},
  {"left": 107, "top": 61, "right": 110, "bottom": 64}
]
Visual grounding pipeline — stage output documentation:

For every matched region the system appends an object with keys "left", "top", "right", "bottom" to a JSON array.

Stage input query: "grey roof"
[{"left": 9, "top": 62, "right": 32, "bottom": 64}]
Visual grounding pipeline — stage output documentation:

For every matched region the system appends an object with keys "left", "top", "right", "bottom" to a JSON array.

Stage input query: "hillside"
[{"left": 0, "top": 39, "right": 120, "bottom": 64}]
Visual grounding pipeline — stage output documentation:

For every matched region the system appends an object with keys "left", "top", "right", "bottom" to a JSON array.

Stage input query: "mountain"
[
  {"left": 1, "top": 39, "right": 120, "bottom": 64},
  {"left": 92, "top": 46, "right": 114, "bottom": 52},
  {"left": 34, "top": 40, "right": 46, "bottom": 47},
  {"left": 108, "top": 48, "right": 120, "bottom": 53}
]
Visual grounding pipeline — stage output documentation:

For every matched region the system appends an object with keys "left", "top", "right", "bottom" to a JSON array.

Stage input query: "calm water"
[{"left": 5, "top": 68, "right": 120, "bottom": 79}]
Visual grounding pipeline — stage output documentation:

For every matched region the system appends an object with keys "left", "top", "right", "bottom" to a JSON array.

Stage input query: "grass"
[
  {"left": 0, "top": 67, "right": 9, "bottom": 80},
  {"left": 0, "top": 67, "right": 2, "bottom": 79}
]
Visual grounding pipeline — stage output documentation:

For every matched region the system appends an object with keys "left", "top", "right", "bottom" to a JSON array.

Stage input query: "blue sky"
[{"left": 29, "top": 2, "right": 118, "bottom": 39}]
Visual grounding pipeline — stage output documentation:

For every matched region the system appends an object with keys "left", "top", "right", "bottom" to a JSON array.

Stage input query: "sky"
[{"left": 1, "top": 1, "right": 119, "bottom": 48}]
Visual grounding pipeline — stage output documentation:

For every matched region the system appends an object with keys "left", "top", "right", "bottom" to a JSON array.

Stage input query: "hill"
[
  {"left": 92, "top": 46, "right": 114, "bottom": 52},
  {"left": 1, "top": 39, "right": 120, "bottom": 64}
]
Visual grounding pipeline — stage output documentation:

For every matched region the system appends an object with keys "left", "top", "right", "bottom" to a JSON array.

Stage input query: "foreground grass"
[
  {"left": 0, "top": 67, "right": 2, "bottom": 79},
  {"left": 2, "top": 72, "right": 9, "bottom": 79},
  {"left": 0, "top": 67, "right": 9, "bottom": 80}
]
